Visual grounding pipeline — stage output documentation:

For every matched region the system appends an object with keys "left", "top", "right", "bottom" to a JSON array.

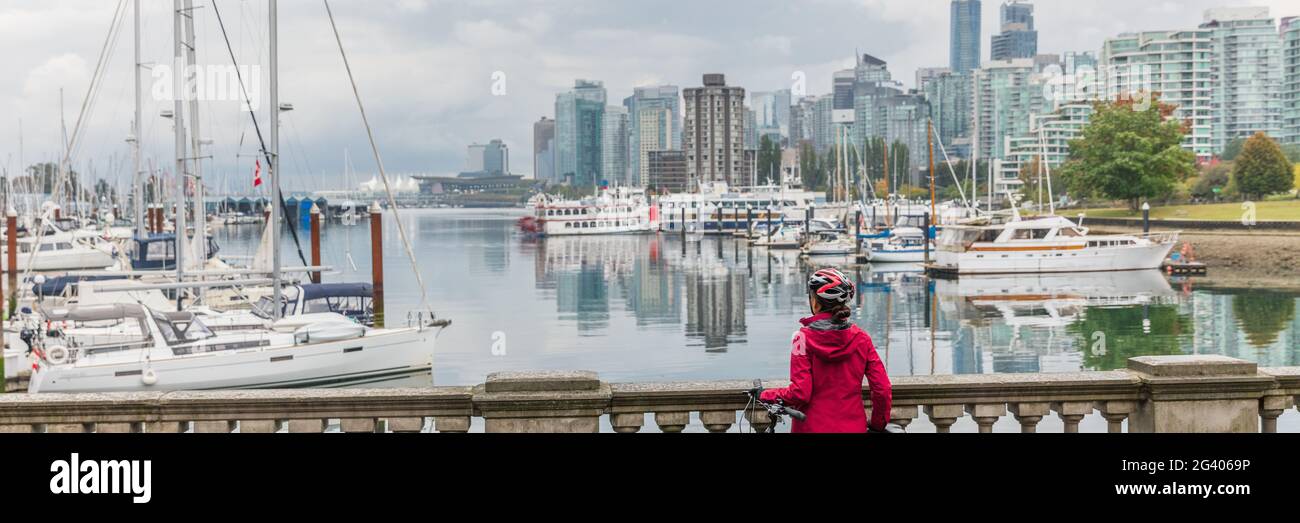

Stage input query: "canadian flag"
[{"left": 253, "top": 158, "right": 263, "bottom": 187}]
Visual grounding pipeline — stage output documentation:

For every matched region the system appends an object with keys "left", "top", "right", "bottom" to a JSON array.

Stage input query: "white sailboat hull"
[
  {"left": 0, "top": 247, "right": 115, "bottom": 272},
  {"left": 28, "top": 327, "right": 436, "bottom": 393}
]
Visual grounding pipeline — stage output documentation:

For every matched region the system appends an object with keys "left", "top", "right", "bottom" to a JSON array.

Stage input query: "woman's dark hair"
[{"left": 818, "top": 299, "right": 853, "bottom": 322}]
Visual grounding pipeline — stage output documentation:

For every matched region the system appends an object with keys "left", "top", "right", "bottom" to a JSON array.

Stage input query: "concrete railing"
[{"left": 1, "top": 356, "right": 1297, "bottom": 433}]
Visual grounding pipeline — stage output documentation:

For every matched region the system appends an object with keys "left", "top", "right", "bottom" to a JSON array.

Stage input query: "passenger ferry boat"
[
  {"left": 932, "top": 215, "right": 1178, "bottom": 275},
  {"left": 657, "top": 182, "right": 823, "bottom": 234},
  {"left": 529, "top": 187, "right": 657, "bottom": 236}
]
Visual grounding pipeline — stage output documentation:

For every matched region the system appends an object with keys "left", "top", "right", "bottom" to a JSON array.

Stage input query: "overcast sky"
[{"left": 1, "top": 0, "right": 1296, "bottom": 193}]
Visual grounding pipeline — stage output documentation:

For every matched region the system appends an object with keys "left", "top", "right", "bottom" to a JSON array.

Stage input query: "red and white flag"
[{"left": 253, "top": 158, "right": 263, "bottom": 187}]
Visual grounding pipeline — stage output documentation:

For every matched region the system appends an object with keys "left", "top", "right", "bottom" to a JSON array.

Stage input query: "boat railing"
[{"left": 1133, "top": 231, "right": 1181, "bottom": 244}]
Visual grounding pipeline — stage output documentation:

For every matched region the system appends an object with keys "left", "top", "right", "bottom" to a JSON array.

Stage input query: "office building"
[
  {"left": 684, "top": 74, "right": 747, "bottom": 186},
  {"left": 555, "top": 79, "right": 607, "bottom": 187},
  {"left": 950, "top": 0, "right": 983, "bottom": 74},
  {"left": 991, "top": 1, "right": 1038, "bottom": 60},
  {"left": 623, "top": 85, "right": 681, "bottom": 186},
  {"left": 533, "top": 117, "right": 555, "bottom": 181},
  {"left": 601, "top": 105, "right": 629, "bottom": 186}
]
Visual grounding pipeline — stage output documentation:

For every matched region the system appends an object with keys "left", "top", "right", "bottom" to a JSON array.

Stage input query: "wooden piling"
[
  {"left": 310, "top": 203, "right": 322, "bottom": 284},
  {"left": 370, "top": 201, "right": 384, "bottom": 328}
]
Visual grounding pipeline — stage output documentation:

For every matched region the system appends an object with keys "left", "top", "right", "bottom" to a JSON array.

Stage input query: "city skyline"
[{"left": 2, "top": 0, "right": 1297, "bottom": 193}]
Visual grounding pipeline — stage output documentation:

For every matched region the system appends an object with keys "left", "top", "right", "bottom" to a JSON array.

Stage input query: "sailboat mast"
[
  {"left": 133, "top": 0, "right": 144, "bottom": 235},
  {"left": 173, "top": 0, "right": 188, "bottom": 310},
  {"left": 269, "top": 0, "right": 283, "bottom": 319},
  {"left": 184, "top": 0, "right": 205, "bottom": 265},
  {"left": 927, "top": 119, "right": 936, "bottom": 226},
  {"left": 883, "top": 137, "right": 891, "bottom": 228}
]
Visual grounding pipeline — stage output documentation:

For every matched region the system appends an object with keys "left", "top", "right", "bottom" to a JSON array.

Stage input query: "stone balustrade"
[{"left": 0, "top": 356, "right": 1297, "bottom": 433}]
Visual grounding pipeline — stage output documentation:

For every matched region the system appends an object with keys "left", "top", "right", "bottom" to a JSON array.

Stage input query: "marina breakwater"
[{"left": 1, "top": 356, "right": 1297, "bottom": 433}]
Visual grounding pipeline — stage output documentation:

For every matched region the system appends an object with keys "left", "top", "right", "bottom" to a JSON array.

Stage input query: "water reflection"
[{"left": 214, "top": 209, "right": 1300, "bottom": 385}]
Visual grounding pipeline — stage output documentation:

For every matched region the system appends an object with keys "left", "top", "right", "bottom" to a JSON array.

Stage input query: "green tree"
[
  {"left": 757, "top": 135, "right": 782, "bottom": 185},
  {"left": 1232, "top": 132, "right": 1294, "bottom": 200},
  {"left": 1190, "top": 163, "right": 1231, "bottom": 200},
  {"left": 1222, "top": 138, "right": 1247, "bottom": 161},
  {"left": 1059, "top": 96, "right": 1196, "bottom": 210}
]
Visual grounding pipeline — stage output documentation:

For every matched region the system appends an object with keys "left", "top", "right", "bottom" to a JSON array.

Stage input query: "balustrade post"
[
  {"left": 1259, "top": 395, "right": 1294, "bottom": 434},
  {"left": 340, "top": 418, "right": 379, "bottom": 433},
  {"left": 965, "top": 404, "right": 1006, "bottom": 433},
  {"left": 923, "top": 404, "right": 964, "bottom": 433},
  {"left": 473, "top": 371, "right": 611, "bottom": 433},
  {"left": 1009, "top": 403, "right": 1050, "bottom": 433},
  {"left": 1094, "top": 401, "right": 1136, "bottom": 434},
  {"left": 1051, "top": 402, "right": 1094, "bottom": 433},
  {"left": 387, "top": 417, "right": 426, "bottom": 433},
  {"left": 699, "top": 411, "right": 735, "bottom": 433},
  {"left": 1127, "top": 356, "right": 1273, "bottom": 433},
  {"left": 742, "top": 409, "right": 770, "bottom": 433},
  {"left": 610, "top": 413, "right": 644, "bottom": 434},
  {"left": 193, "top": 421, "right": 235, "bottom": 433}
]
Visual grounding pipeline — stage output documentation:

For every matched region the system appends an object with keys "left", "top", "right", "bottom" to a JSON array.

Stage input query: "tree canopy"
[
  {"left": 1059, "top": 96, "right": 1197, "bottom": 210},
  {"left": 1232, "top": 132, "right": 1294, "bottom": 200}
]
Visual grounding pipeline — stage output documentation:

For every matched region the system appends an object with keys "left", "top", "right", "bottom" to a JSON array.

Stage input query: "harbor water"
[{"left": 213, "top": 208, "right": 1300, "bottom": 387}]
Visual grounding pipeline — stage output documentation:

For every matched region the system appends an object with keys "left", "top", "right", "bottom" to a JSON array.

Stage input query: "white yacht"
[
  {"left": 801, "top": 231, "right": 856, "bottom": 256},
  {"left": 866, "top": 227, "right": 933, "bottom": 263},
  {"left": 657, "top": 182, "right": 824, "bottom": 234},
  {"left": 530, "top": 187, "right": 657, "bottom": 236},
  {"left": 933, "top": 215, "right": 1178, "bottom": 275},
  {"left": 0, "top": 232, "right": 118, "bottom": 272},
  {"left": 25, "top": 303, "right": 441, "bottom": 392}
]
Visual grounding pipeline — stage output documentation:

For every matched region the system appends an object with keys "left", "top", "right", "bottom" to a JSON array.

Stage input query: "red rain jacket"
[{"left": 760, "top": 312, "right": 892, "bottom": 433}]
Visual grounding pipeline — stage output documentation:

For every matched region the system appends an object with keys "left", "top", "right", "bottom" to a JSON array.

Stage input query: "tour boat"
[
  {"left": 866, "top": 227, "right": 934, "bottom": 264},
  {"left": 932, "top": 215, "right": 1178, "bottom": 275},
  {"left": 530, "top": 187, "right": 657, "bottom": 236},
  {"left": 25, "top": 303, "right": 442, "bottom": 392},
  {"left": 657, "top": 182, "right": 824, "bottom": 235}
]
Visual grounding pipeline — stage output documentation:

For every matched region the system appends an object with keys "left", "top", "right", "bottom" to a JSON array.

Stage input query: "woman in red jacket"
[{"left": 760, "top": 267, "right": 892, "bottom": 433}]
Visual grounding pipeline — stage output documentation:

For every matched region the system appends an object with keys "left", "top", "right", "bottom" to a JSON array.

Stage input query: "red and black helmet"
[{"left": 808, "top": 267, "right": 855, "bottom": 305}]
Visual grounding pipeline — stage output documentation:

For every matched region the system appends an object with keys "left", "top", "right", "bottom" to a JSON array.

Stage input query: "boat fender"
[
  {"left": 141, "top": 368, "right": 158, "bottom": 386},
  {"left": 45, "top": 345, "right": 69, "bottom": 365}
]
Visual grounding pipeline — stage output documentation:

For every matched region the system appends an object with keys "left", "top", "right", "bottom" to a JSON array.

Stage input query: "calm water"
[{"left": 212, "top": 208, "right": 1300, "bottom": 387}]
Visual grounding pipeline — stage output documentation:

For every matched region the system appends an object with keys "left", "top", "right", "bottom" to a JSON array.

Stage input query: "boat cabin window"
[
  {"left": 145, "top": 241, "right": 174, "bottom": 261},
  {"left": 1058, "top": 228, "right": 1083, "bottom": 237},
  {"left": 152, "top": 313, "right": 215, "bottom": 345},
  {"left": 1011, "top": 228, "right": 1051, "bottom": 240}
]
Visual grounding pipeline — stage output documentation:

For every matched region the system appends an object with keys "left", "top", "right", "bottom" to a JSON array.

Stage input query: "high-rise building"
[
  {"left": 533, "top": 117, "right": 555, "bottom": 181},
  {"left": 636, "top": 107, "right": 673, "bottom": 187},
  {"left": 684, "top": 74, "right": 746, "bottom": 186},
  {"left": 555, "top": 79, "right": 606, "bottom": 187},
  {"left": 1202, "top": 7, "right": 1283, "bottom": 153},
  {"left": 744, "top": 107, "right": 758, "bottom": 150},
  {"left": 466, "top": 143, "right": 486, "bottom": 172},
  {"left": 750, "top": 89, "right": 792, "bottom": 142},
  {"left": 811, "top": 94, "right": 836, "bottom": 153},
  {"left": 647, "top": 150, "right": 689, "bottom": 193},
  {"left": 971, "top": 58, "right": 1049, "bottom": 162},
  {"left": 999, "top": 102, "right": 1095, "bottom": 191},
  {"left": 789, "top": 97, "right": 817, "bottom": 146},
  {"left": 950, "top": 0, "right": 983, "bottom": 74},
  {"left": 601, "top": 105, "right": 629, "bottom": 186},
  {"left": 921, "top": 69, "right": 973, "bottom": 158},
  {"left": 1284, "top": 16, "right": 1300, "bottom": 146},
  {"left": 482, "top": 139, "right": 509, "bottom": 175},
  {"left": 1102, "top": 29, "right": 1215, "bottom": 161},
  {"left": 623, "top": 85, "right": 681, "bottom": 186},
  {"left": 991, "top": 1, "right": 1037, "bottom": 61}
]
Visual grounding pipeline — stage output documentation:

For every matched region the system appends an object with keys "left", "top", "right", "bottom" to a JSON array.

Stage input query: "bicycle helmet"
[{"left": 808, "top": 267, "right": 855, "bottom": 305}]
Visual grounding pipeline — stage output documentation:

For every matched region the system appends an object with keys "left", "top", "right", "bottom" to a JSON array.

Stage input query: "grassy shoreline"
[{"left": 1081, "top": 200, "right": 1300, "bottom": 221}]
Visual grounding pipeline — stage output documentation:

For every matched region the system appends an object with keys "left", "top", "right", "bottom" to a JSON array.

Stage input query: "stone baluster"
[
  {"left": 386, "top": 417, "right": 426, "bottom": 433},
  {"left": 340, "top": 418, "right": 379, "bottom": 433},
  {"left": 287, "top": 419, "right": 327, "bottom": 433},
  {"left": 45, "top": 423, "right": 91, "bottom": 433},
  {"left": 193, "top": 420, "right": 235, "bottom": 433},
  {"left": 1008, "top": 403, "right": 1050, "bottom": 433},
  {"left": 1093, "top": 401, "right": 1136, "bottom": 433},
  {"left": 742, "top": 409, "right": 770, "bottom": 433},
  {"left": 434, "top": 416, "right": 471, "bottom": 433},
  {"left": 610, "top": 413, "right": 644, "bottom": 434},
  {"left": 655, "top": 412, "right": 690, "bottom": 433},
  {"left": 1259, "top": 395, "right": 1295, "bottom": 434},
  {"left": 146, "top": 421, "right": 184, "bottom": 433},
  {"left": 700, "top": 411, "right": 736, "bottom": 433},
  {"left": 888, "top": 405, "right": 918, "bottom": 430},
  {"left": 95, "top": 422, "right": 141, "bottom": 433},
  {"left": 965, "top": 404, "right": 1006, "bottom": 433},
  {"left": 239, "top": 420, "right": 279, "bottom": 433},
  {"left": 923, "top": 404, "right": 964, "bottom": 433},
  {"left": 1051, "top": 402, "right": 1094, "bottom": 433}
]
